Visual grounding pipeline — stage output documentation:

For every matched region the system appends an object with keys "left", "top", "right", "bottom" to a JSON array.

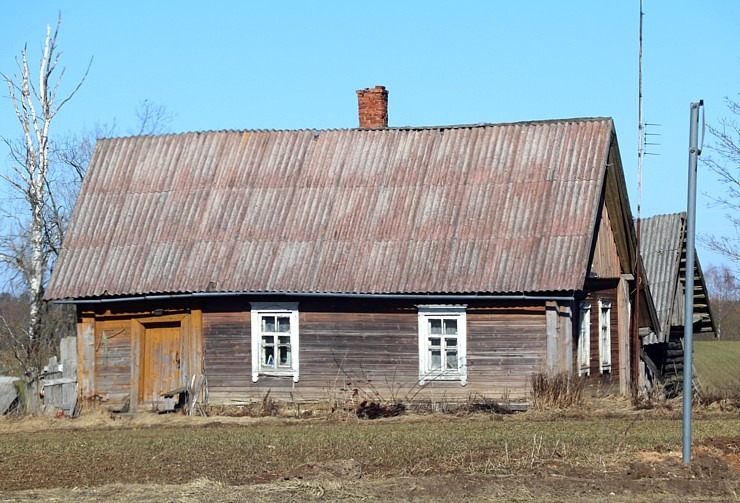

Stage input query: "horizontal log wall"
[
  {"left": 202, "top": 303, "right": 251, "bottom": 402},
  {"left": 202, "top": 298, "right": 548, "bottom": 405},
  {"left": 467, "top": 305, "right": 547, "bottom": 397},
  {"left": 79, "top": 297, "right": 553, "bottom": 408}
]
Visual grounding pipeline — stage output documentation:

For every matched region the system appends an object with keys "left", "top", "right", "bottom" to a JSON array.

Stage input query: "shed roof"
[
  {"left": 640, "top": 212, "right": 716, "bottom": 337},
  {"left": 640, "top": 213, "right": 685, "bottom": 335},
  {"left": 46, "top": 118, "right": 619, "bottom": 300}
]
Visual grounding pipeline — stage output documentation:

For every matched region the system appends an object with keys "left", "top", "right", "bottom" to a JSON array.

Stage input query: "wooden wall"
[
  {"left": 77, "top": 301, "right": 201, "bottom": 410},
  {"left": 202, "top": 297, "right": 548, "bottom": 405},
  {"left": 78, "top": 296, "right": 556, "bottom": 408},
  {"left": 92, "top": 315, "right": 133, "bottom": 404},
  {"left": 580, "top": 280, "right": 625, "bottom": 392},
  {"left": 590, "top": 201, "right": 622, "bottom": 279},
  {"left": 467, "top": 305, "right": 548, "bottom": 395}
]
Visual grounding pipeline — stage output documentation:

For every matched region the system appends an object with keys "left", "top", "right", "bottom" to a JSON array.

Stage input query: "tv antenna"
[{"left": 632, "top": 0, "right": 646, "bottom": 396}]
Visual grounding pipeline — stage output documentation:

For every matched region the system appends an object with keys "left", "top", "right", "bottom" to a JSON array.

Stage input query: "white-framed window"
[
  {"left": 250, "top": 302, "right": 299, "bottom": 382},
  {"left": 577, "top": 301, "right": 591, "bottom": 376},
  {"left": 598, "top": 299, "right": 612, "bottom": 374},
  {"left": 417, "top": 305, "right": 467, "bottom": 385}
]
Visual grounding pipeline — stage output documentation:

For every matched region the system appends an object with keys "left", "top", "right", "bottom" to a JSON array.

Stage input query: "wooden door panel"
[{"left": 139, "top": 322, "right": 181, "bottom": 407}]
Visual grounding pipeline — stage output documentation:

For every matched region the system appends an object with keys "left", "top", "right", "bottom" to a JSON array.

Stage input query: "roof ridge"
[{"left": 98, "top": 116, "right": 614, "bottom": 141}]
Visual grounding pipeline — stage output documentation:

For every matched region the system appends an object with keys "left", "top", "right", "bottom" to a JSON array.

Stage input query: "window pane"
[
  {"left": 278, "top": 345, "right": 291, "bottom": 366},
  {"left": 277, "top": 316, "right": 291, "bottom": 333},
  {"left": 429, "top": 319, "right": 442, "bottom": 334},
  {"left": 444, "top": 319, "right": 457, "bottom": 335},
  {"left": 428, "top": 337, "right": 441, "bottom": 347},
  {"left": 430, "top": 349, "right": 441, "bottom": 370},
  {"left": 261, "top": 315, "right": 276, "bottom": 333},
  {"left": 445, "top": 337, "right": 457, "bottom": 347},
  {"left": 446, "top": 348, "right": 458, "bottom": 369},
  {"left": 262, "top": 335, "right": 275, "bottom": 367},
  {"left": 263, "top": 347, "right": 275, "bottom": 367}
]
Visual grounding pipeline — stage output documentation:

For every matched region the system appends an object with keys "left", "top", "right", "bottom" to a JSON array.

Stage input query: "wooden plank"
[
  {"left": 546, "top": 301, "right": 559, "bottom": 373},
  {"left": 188, "top": 304, "right": 204, "bottom": 389},
  {"left": 618, "top": 276, "right": 631, "bottom": 393},
  {"left": 558, "top": 302, "right": 573, "bottom": 374},
  {"left": 77, "top": 314, "right": 95, "bottom": 399}
]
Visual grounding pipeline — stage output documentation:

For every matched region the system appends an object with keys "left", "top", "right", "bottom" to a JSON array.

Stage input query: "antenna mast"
[{"left": 632, "top": 0, "right": 645, "bottom": 395}]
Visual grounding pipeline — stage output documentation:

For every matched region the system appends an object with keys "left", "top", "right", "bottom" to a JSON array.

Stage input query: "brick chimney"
[{"left": 356, "top": 86, "right": 388, "bottom": 128}]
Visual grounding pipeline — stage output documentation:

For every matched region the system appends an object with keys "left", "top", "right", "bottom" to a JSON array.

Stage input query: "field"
[
  {"left": 0, "top": 399, "right": 738, "bottom": 502},
  {"left": 695, "top": 340, "right": 740, "bottom": 395}
]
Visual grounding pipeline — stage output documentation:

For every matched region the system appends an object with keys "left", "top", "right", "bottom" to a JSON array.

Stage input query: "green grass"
[{"left": 694, "top": 340, "right": 740, "bottom": 395}]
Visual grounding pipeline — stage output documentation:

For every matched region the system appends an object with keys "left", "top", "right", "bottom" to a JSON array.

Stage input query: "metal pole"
[
  {"left": 682, "top": 100, "right": 702, "bottom": 464},
  {"left": 632, "top": 0, "right": 644, "bottom": 396}
]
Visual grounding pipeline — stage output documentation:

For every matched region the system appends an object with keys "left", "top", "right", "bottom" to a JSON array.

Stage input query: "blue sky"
[{"left": 1, "top": 1, "right": 738, "bottom": 270}]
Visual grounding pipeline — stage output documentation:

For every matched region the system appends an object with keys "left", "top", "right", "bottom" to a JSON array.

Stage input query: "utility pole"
[{"left": 682, "top": 100, "right": 703, "bottom": 464}]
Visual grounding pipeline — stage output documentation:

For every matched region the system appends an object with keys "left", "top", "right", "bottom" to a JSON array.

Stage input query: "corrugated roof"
[
  {"left": 640, "top": 213, "right": 685, "bottom": 335},
  {"left": 46, "top": 118, "right": 616, "bottom": 299},
  {"left": 640, "top": 212, "right": 716, "bottom": 337}
]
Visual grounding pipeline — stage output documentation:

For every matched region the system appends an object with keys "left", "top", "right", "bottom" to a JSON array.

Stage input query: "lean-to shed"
[{"left": 640, "top": 212, "right": 716, "bottom": 394}]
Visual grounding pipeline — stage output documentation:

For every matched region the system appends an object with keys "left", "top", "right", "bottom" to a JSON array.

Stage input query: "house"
[
  {"left": 640, "top": 212, "right": 716, "bottom": 394},
  {"left": 45, "top": 86, "right": 658, "bottom": 411}
]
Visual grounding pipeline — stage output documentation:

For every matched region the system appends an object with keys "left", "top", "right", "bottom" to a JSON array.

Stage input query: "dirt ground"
[{"left": 1, "top": 406, "right": 738, "bottom": 502}]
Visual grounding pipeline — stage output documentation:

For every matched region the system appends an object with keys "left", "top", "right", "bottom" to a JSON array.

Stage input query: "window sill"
[
  {"left": 252, "top": 370, "right": 299, "bottom": 382},
  {"left": 420, "top": 374, "right": 468, "bottom": 386}
]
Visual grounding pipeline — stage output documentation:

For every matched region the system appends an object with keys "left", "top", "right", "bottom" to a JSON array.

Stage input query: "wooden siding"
[
  {"left": 467, "top": 305, "right": 547, "bottom": 396},
  {"left": 590, "top": 200, "right": 622, "bottom": 279},
  {"left": 202, "top": 303, "right": 252, "bottom": 403},
  {"left": 201, "top": 298, "right": 548, "bottom": 404},
  {"left": 580, "top": 280, "right": 623, "bottom": 391},
  {"left": 80, "top": 297, "right": 560, "bottom": 407}
]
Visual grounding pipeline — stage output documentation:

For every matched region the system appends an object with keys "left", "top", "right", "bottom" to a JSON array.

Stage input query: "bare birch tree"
[
  {"left": 0, "top": 16, "right": 88, "bottom": 377},
  {"left": 702, "top": 96, "right": 740, "bottom": 266}
]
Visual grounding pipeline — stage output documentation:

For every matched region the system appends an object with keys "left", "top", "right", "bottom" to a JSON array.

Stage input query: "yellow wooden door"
[{"left": 139, "top": 322, "right": 182, "bottom": 408}]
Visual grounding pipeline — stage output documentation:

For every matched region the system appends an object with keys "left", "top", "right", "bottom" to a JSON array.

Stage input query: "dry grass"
[{"left": 529, "top": 371, "right": 584, "bottom": 410}]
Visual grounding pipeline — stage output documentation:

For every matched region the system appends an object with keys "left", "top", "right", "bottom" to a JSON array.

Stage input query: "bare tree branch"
[
  {"left": 700, "top": 95, "right": 740, "bottom": 267},
  {"left": 132, "top": 99, "right": 174, "bottom": 136}
]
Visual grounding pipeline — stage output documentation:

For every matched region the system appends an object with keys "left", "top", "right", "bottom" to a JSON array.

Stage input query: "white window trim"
[
  {"left": 598, "top": 299, "right": 612, "bottom": 374},
  {"left": 577, "top": 301, "right": 591, "bottom": 376},
  {"left": 417, "top": 305, "right": 468, "bottom": 386},
  {"left": 250, "top": 302, "right": 299, "bottom": 383}
]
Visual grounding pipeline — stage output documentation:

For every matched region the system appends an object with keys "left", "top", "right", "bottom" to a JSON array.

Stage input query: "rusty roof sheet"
[
  {"left": 641, "top": 212, "right": 716, "bottom": 336},
  {"left": 640, "top": 213, "right": 685, "bottom": 335},
  {"left": 46, "top": 118, "right": 616, "bottom": 299}
]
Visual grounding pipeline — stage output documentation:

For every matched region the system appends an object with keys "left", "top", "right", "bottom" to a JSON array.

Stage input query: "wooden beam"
[{"left": 77, "top": 313, "right": 95, "bottom": 399}]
